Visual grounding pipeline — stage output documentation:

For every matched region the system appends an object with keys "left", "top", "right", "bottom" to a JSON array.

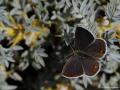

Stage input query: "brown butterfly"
[{"left": 62, "top": 27, "right": 107, "bottom": 78}]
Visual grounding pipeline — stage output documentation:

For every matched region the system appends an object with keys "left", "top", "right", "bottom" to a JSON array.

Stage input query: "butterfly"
[{"left": 62, "top": 27, "right": 107, "bottom": 78}]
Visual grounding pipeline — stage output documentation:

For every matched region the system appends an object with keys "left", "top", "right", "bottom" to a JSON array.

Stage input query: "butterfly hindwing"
[
  {"left": 79, "top": 54, "right": 100, "bottom": 76},
  {"left": 62, "top": 55, "right": 83, "bottom": 78}
]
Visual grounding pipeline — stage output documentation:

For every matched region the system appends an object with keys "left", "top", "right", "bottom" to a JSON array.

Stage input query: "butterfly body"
[{"left": 62, "top": 27, "right": 107, "bottom": 78}]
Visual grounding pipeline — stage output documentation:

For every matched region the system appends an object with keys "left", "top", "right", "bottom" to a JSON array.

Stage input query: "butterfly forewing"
[
  {"left": 62, "top": 55, "right": 83, "bottom": 78},
  {"left": 74, "top": 27, "right": 95, "bottom": 50},
  {"left": 86, "top": 39, "right": 106, "bottom": 58}
]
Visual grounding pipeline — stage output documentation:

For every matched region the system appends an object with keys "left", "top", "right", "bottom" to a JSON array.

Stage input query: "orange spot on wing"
[
  {"left": 98, "top": 46, "right": 104, "bottom": 54},
  {"left": 92, "top": 63, "right": 98, "bottom": 73}
]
